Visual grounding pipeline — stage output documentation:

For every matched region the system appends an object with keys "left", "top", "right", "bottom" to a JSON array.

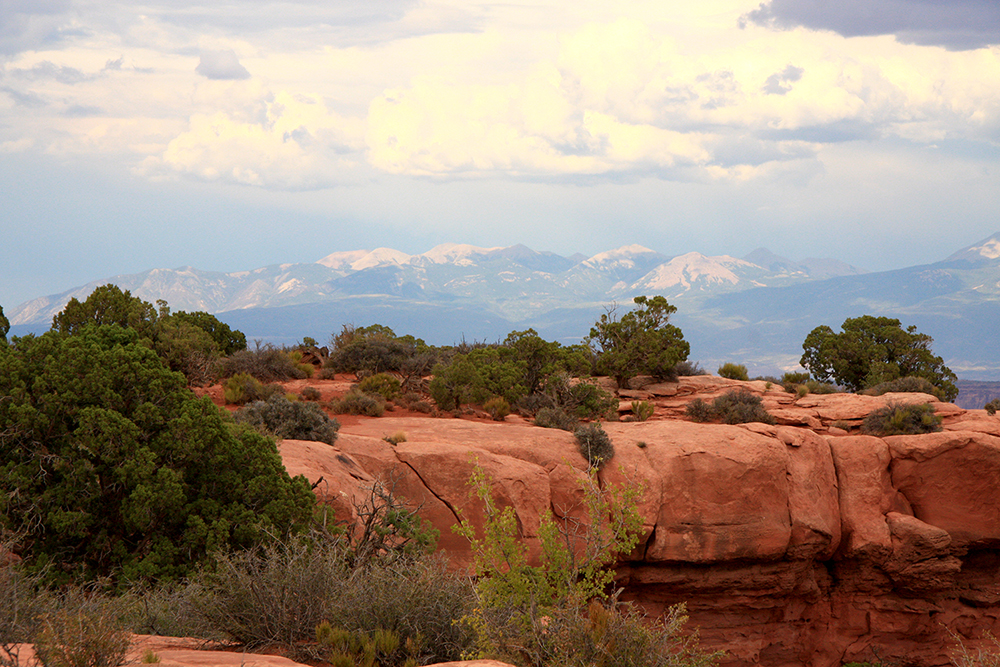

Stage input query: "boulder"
[{"left": 887, "top": 430, "right": 1000, "bottom": 546}]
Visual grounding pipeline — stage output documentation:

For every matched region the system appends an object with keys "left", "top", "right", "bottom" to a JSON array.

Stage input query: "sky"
[{"left": 1, "top": 0, "right": 999, "bottom": 308}]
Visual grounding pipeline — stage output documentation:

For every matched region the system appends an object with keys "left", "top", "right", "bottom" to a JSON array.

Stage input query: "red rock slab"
[
  {"left": 636, "top": 421, "right": 792, "bottom": 563},
  {"left": 944, "top": 415, "right": 1000, "bottom": 436},
  {"left": 887, "top": 430, "right": 1000, "bottom": 546},
  {"left": 340, "top": 417, "right": 587, "bottom": 472},
  {"left": 795, "top": 392, "right": 947, "bottom": 423},
  {"left": 827, "top": 435, "right": 895, "bottom": 561}
]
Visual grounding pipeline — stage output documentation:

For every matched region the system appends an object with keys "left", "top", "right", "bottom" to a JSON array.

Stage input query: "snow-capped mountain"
[{"left": 7, "top": 242, "right": 860, "bottom": 327}]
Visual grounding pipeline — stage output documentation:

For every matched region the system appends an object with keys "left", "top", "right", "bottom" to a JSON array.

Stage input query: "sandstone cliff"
[{"left": 279, "top": 377, "right": 1000, "bottom": 667}]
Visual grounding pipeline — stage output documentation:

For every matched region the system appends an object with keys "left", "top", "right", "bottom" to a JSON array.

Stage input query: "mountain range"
[{"left": 8, "top": 234, "right": 1000, "bottom": 379}]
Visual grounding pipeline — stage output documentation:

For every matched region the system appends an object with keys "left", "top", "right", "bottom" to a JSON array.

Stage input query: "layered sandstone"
[{"left": 278, "top": 378, "right": 1000, "bottom": 667}]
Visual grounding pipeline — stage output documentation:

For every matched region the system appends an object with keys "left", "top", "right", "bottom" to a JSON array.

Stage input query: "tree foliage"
[
  {"left": 800, "top": 315, "right": 958, "bottom": 401},
  {"left": 0, "top": 325, "right": 314, "bottom": 584},
  {"left": 50, "top": 285, "right": 246, "bottom": 385},
  {"left": 0, "top": 305, "right": 8, "bottom": 344},
  {"left": 428, "top": 329, "right": 591, "bottom": 410},
  {"left": 52, "top": 285, "right": 158, "bottom": 338},
  {"left": 586, "top": 296, "right": 689, "bottom": 386}
]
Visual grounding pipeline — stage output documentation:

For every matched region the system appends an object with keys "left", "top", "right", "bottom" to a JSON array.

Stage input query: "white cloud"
[
  {"left": 195, "top": 49, "right": 250, "bottom": 80},
  {"left": 151, "top": 90, "right": 366, "bottom": 188}
]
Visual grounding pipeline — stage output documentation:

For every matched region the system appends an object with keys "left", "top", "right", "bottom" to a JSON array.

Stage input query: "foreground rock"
[{"left": 279, "top": 389, "right": 1000, "bottom": 667}]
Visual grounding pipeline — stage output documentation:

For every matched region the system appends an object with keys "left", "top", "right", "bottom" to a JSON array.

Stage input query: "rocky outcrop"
[{"left": 278, "top": 386, "right": 1000, "bottom": 667}]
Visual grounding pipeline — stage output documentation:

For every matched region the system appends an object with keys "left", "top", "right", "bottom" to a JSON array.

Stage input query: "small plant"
[
  {"left": 568, "top": 382, "right": 617, "bottom": 420},
  {"left": 223, "top": 372, "right": 284, "bottom": 405},
  {"left": 986, "top": 399, "right": 1000, "bottom": 416},
  {"left": 685, "top": 398, "right": 713, "bottom": 423},
  {"left": 316, "top": 625, "right": 422, "bottom": 667},
  {"left": 631, "top": 400, "right": 654, "bottom": 422},
  {"left": 300, "top": 386, "right": 322, "bottom": 401},
  {"left": 483, "top": 396, "right": 511, "bottom": 421},
  {"left": 861, "top": 402, "right": 942, "bottom": 436},
  {"left": 33, "top": 594, "right": 132, "bottom": 667},
  {"left": 712, "top": 390, "right": 776, "bottom": 425},
  {"left": 831, "top": 420, "right": 852, "bottom": 431},
  {"left": 410, "top": 400, "right": 433, "bottom": 414},
  {"left": 383, "top": 431, "right": 407, "bottom": 445},
  {"left": 862, "top": 376, "right": 946, "bottom": 401},
  {"left": 235, "top": 394, "right": 340, "bottom": 444},
  {"left": 140, "top": 650, "right": 161, "bottom": 664},
  {"left": 330, "top": 390, "right": 386, "bottom": 417},
  {"left": 358, "top": 373, "right": 403, "bottom": 401},
  {"left": 673, "top": 360, "right": 705, "bottom": 376},
  {"left": 717, "top": 363, "right": 749, "bottom": 381},
  {"left": 575, "top": 423, "right": 615, "bottom": 468},
  {"left": 796, "top": 385, "right": 809, "bottom": 399},
  {"left": 636, "top": 441, "right": 647, "bottom": 449},
  {"left": 218, "top": 343, "right": 308, "bottom": 382},
  {"left": 534, "top": 407, "right": 578, "bottom": 431},
  {"left": 686, "top": 391, "right": 775, "bottom": 425}
]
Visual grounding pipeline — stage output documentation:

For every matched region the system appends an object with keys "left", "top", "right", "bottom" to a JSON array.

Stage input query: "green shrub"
[
  {"left": 575, "top": 423, "right": 615, "bottom": 468},
  {"left": 358, "top": 373, "right": 402, "bottom": 400},
  {"left": 330, "top": 390, "right": 386, "bottom": 417},
  {"left": 410, "top": 400, "right": 433, "bottom": 414},
  {"left": 316, "top": 558, "right": 472, "bottom": 665},
  {"left": 0, "top": 326, "right": 314, "bottom": 585},
  {"left": 781, "top": 371, "right": 810, "bottom": 386},
  {"left": 484, "top": 396, "right": 511, "bottom": 421},
  {"left": 33, "top": 592, "right": 131, "bottom": 667},
  {"left": 586, "top": 296, "right": 690, "bottom": 386},
  {"left": 686, "top": 391, "right": 775, "bottom": 425},
  {"left": 300, "top": 386, "right": 322, "bottom": 401},
  {"left": 712, "top": 390, "right": 776, "bottom": 425},
  {"left": 631, "top": 400, "right": 654, "bottom": 422},
  {"left": 717, "top": 363, "right": 749, "bottom": 381},
  {"left": 223, "top": 373, "right": 285, "bottom": 405},
  {"left": 568, "top": 382, "right": 617, "bottom": 420},
  {"left": 191, "top": 537, "right": 349, "bottom": 649},
  {"left": 454, "top": 464, "right": 718, "bottom": 667},
  {"left": 219, "top": 344, "right": 308, "bottom": 382},
  {"left": 862, "top": 376, "right": 947, "bottom": 401},
  {"left": 986, "top": 399, "right": 1000, "bottom": 416},
  {"left": 235, "top": 394, "right": 340, "bottom": 445},
  {"left": 673, "top": 360, "right": 705, "bottom": 376},
  {"left": 534, "top": 407, "right": 578, "bottom": 431},
  {"left": 861, "top": 403, "right": 942, "bottom": 436},
  {"left": 685, "top": 398, "right": 713, "bottom": 422}
]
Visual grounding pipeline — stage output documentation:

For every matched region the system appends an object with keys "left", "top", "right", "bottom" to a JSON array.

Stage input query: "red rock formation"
[{"left": 278, "top": 382, "right": 1000, "bottom": 667}]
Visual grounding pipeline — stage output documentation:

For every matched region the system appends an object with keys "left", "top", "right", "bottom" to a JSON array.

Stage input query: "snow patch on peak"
[
  {"left": 973, "top": 239, "right": 1000, "bottom": 260},
  {"left": 420, "top": 243, "right": 503, "bottom": 265},
  {"left": 635, "top": 252, "right": 755, "bottom": 291},
  {"left": 316, "top": 250, "right": 371, "bottom": 269},
  {"left": 584, "top": 244, "right": 656, "bottom": 268},
  {"left": 351, "top": 248, "right": 413, "bottom": 271}
]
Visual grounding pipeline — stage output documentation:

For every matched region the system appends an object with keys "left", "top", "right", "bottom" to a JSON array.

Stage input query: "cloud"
[
  {"left": 150, "top": 90, "right": 366, "bottom": 188},
  {"left": 762, "top": 65, "right": 804, "bottom": 95},
  {"left": 195, "top": 49, "right": 250, "bottom": 80},
  {"left": 0, "top": 0, "right": 72, "bottom": 54},
  {"left": 741, "top": 0, "right": 1000, "bottom": 50},
  {"left": 10, "top": 60, "right": 91, "bottom": 84}
]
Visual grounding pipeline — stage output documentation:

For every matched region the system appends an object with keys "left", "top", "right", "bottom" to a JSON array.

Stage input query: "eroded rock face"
[{"left": 278, "top": 395, "right": 1000, "bottom": 667}]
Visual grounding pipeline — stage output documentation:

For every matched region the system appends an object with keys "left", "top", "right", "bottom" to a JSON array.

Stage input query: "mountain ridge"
[{"left": 8, "top": 233, "right": 1000, "bottom": 380}]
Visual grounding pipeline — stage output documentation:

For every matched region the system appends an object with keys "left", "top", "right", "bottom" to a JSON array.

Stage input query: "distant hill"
[{"left": 9, "top": 233, "right": 1000, "bottom": 380}]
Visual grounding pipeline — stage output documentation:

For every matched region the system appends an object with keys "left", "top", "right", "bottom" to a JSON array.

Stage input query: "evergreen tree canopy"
[
  {"left": 0, "top": 325, "right": 314, "bottom": 584},
  {"left": 800, "top": 315, "right": 958, "bottom": 401},
  {"left": 586, "top": 296, "right": 689, "bottom": 386}
]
